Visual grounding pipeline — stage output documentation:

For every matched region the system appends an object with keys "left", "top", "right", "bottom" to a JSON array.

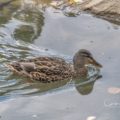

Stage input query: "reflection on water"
[
  {"left": 13, "top": 5, "right": 44, "bottom": 42},
  {"left": 0, "top": 68, "right": 101, "bottom": 97},
  {"left": 75, "top": 74, "right": 102, "bottom": 95},
  {"left": 0, "top": 0, "right": 44, "bottom": 43}
]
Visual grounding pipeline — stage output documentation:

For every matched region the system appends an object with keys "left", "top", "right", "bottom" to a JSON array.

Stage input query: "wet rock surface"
[{"left": 80, "top": 0, "right": 120, "bottom": 24}]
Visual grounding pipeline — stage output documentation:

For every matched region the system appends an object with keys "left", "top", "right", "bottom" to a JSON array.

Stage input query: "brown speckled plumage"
[{"left": 6, "top": 49, "right": 102, "bottom": 82}]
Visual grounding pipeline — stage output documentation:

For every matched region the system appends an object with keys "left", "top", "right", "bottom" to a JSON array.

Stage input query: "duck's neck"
[
  {"left": 73, "top": 55, "right": 85, "bottom": 68},
  {"left": 73, "top": 56, "right": 87, "bottom": 77}
]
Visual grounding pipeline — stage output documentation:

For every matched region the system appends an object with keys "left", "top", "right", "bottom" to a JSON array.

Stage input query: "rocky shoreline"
[{"left": 80, "top": 0, "right": 120, "bottom": 24}]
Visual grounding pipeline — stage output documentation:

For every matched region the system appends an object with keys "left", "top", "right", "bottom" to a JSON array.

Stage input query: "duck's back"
[{"left": 7, "top": 57, "right": 74, "bottom": 82}]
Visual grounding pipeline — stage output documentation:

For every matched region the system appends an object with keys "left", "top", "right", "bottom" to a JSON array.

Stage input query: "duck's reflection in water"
[
  {"left": 24, "top": 73, "right": 102, "bottom": 96},
  {"left": 2, "top": 71, "right": 102, "bottom": 96},
  {"left": 74, "top": 74, "right": 102, "bottom": 95}
]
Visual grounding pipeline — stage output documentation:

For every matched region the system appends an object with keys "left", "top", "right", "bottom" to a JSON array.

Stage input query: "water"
[{"left": 0, "top": 0, "right": 120, "bottom": 120}]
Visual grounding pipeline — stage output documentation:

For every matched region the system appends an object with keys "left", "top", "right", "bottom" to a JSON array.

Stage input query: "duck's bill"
[{"left": 92, "top": 58, "right": 102, "bottom": 68}]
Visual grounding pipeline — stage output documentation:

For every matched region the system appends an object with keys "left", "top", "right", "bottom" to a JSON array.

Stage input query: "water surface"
[{"left": 0, "top": 0, "right": 120, "bottom": 120}]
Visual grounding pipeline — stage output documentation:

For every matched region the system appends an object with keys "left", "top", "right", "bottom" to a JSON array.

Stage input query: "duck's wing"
[
  {"left": 29, "top": 57, "right": 74, "bottom": 82},
  {"left": 6, "top": 61, "right": 36, "bottom": 77}
]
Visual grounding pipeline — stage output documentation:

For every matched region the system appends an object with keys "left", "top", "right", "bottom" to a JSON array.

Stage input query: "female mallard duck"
[{"left": 6, "top": 49, "right": 102, "bottom": 83}]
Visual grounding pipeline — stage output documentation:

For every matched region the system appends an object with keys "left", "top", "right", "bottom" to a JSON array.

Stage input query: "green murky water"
[{"left": 0, "top": 0, "right": 120, "bottom": 120}]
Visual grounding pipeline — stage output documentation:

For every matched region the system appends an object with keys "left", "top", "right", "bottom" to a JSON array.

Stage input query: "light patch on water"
[
  {"left": 6, "top": 88, "right": 39, "bottom": 96},
  {"left": 108, "top": 87, "right": 120, "bottom": 95},
  {"left": 32, "top": 114, "right": 38, "bottom": 118},
  {"left": 0, "top": 80, "right": 18, "bottom": 88},
  {"left": 86, "top": 116, "right": 96, "bottom": 120}
]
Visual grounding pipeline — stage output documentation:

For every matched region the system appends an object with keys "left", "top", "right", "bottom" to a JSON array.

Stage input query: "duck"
[{"left": 6, "top": 49, "right": 102, "bottom": 83}]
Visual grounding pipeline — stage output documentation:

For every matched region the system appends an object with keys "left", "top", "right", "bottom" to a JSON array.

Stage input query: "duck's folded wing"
[{"left": 6, "top": 62, "right": 36, "bottom": 75}]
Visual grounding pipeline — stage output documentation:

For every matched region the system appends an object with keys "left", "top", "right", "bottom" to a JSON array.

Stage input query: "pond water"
[{"left": 0, "top": 0, "right": 120, "bottom": 120}]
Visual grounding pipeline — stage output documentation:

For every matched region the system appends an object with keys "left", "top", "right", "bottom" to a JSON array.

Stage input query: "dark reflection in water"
[
  {"left": 13, "top": 7, "right": 44, "bottom": 42},
  {"left": 0, "top": 0, "right": 20, "bottom": 25},
  {"left": 0, "top": 0, "right": 44, "bottom": 43},
  {"left": 75, "top": 74, "right": 102, "bottom": 95}
]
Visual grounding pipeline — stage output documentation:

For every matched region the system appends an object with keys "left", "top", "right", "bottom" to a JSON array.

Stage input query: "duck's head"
[{"left": 73, "top": 49, "right": 102, "bottom": 71}]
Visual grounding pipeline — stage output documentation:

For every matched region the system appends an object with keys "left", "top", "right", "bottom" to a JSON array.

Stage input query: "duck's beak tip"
[
  {"left": 92, "top": 58, "right": 102, "bottom": 68},
  {"left": 95, "top": 62, "right": 102, "bottom": 68}
]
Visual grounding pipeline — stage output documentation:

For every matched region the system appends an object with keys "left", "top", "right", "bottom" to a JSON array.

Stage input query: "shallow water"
[{"left": 0, "top": 0, "right": 120, "bottom": 120}]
